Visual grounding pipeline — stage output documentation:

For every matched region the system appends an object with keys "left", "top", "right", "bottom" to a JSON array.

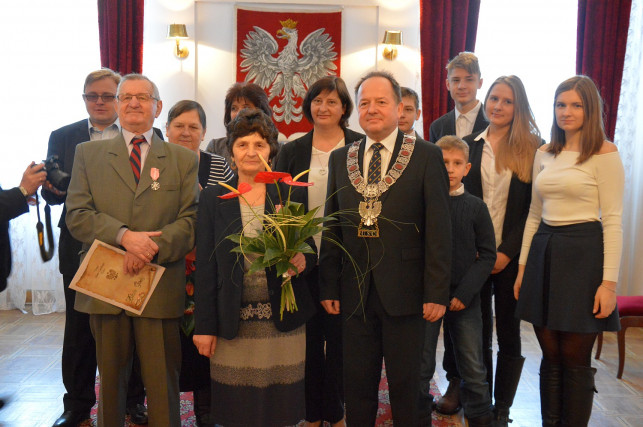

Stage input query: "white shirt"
[
  {"left": 363, "top": 128, "right": 398, "bottom": 180},
  {"left": 519, "top": 149, "right": 624, "bottom": 282},
  {"left": 477, "top": 128, "right": 512, "bottom": 249},
  {"left": 455, "top": 101, "right": 483, "bottom": 138},
  {"left": 309, "top": 139, "right": 345, "bottom": 254}
]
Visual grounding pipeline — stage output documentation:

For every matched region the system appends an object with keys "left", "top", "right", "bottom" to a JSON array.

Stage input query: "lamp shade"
[
  {"left": 168, "top": 24, "right": 188, "bottom": 39},
  {"left": 382, "top": 30, "right": 402, "bottom": 46}
]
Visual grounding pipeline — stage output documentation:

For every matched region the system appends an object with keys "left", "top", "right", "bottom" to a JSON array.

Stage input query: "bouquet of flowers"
[{"left": 218, "top": 155, "right": 327, "bottom": 320}]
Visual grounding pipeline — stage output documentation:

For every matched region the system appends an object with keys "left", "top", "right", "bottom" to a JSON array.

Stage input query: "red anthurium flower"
[
  {"left": 282, "top": 175, "right": 313, "bottom": 186},
  {"left": 255, "top": 171, "right": 291, "bottom": 183},
  {"left": 218, "top": 181, "right": 252, "bottom": 199}
]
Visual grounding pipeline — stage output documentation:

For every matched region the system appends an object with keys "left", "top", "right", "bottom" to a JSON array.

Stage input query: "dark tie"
[
  {"left": 367, "top": 142, "right": 383, "bottom": 185},
  {"left": 130, "top": 136, "right": 145, "bottom": 184}
]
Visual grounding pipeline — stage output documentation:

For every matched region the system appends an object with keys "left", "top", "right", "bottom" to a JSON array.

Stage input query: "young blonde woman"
[
  {"left": 461, "top": 75, "right": 541, "bottom": 426},
  {"left": 514, "top": 76, "right": 623, "bottom": 426}
]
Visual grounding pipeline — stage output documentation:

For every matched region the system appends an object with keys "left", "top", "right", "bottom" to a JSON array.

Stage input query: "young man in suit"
[
  {"left": 428, "top": 52, "right": 488, "bottom": 143},
  {"left": 65, "top": 74, "right": 198, "bottom": 426},
  {"left": 0, "top": 162, "right": 46, "bottom": 410},
  {"left": 398, "top": 86, "right": 422, "bottom": 138},
  {"left": 43, "top": 69, "right": 149, "bottom": 427},
  {"left": 320, "top": 71, "right": 451, "bottom": 426},
  {"left": 427, "top": 52, "right": 490, "bottom": 415}
]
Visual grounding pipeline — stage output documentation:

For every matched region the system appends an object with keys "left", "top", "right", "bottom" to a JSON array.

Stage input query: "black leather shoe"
[
  {"left": 127, "top": 403, "right": 148, "bottom": 425},
  {"left": 52, "top": 410, "right": 90, "bottom": 427}
]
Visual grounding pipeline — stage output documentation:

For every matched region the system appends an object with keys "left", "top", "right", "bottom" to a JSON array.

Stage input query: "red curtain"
[
  {"left": 419, "top": 0, "right": 481, "bottom": 137},
  {"left": 577, "top": 0, "right": 632, "bottom": 140},
  {"left": 98, "top": 0, "right": 145, "bottom": 75}
]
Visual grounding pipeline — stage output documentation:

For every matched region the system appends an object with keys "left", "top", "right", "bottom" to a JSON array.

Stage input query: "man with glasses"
[
  {"left": 43, "top": 69, "right": 151, "bottom": 426},
  {"left": 65, "top": 73, "right": 198, "bottom": 427}
]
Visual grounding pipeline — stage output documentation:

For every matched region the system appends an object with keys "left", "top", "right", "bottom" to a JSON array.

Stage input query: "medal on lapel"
[
  {"left": 150, "top": 167, "right": 160, "bottom": 191},
  {"left": 346, "top": 135, "right": 416, "bottom": 238}
]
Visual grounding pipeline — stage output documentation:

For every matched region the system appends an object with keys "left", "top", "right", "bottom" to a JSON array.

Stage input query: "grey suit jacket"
[{"left": 65, "top": 132, "right": 199, "bottom": 318}]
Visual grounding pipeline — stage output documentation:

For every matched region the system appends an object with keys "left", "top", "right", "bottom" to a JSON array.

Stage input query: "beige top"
[
  {"left": 519, "top": 149, "right": 624, "bottom": 282},
  {"left": 240, "top": 203, "right": 264, "bottom": 270}
]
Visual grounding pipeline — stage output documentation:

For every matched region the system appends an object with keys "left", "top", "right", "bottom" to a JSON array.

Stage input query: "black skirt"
[{"left": 516, "top": 221, "right": 620, "bottom": 333}]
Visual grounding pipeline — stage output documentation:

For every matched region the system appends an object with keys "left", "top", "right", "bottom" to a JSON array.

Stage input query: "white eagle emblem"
[{"left": 240, "top": 18, "right": 338, "bottom": 124}]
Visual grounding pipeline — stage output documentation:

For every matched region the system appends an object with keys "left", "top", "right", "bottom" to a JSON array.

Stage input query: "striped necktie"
[
  {"left": 130, "top": 136, "right": 145, "bottom": 184},
  {"left": 367, "top": 142, "right": 383, "bottom": 185}
]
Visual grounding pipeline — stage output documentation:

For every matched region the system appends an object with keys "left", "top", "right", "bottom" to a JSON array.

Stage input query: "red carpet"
[{"left": 85, "top": 366, "right": 457, "bottom": 426}]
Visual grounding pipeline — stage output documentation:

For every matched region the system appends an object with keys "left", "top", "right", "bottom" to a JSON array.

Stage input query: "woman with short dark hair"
[
  {"left": 194, "top": 109, "right": 317, "bottom": 426},
  {"left": 205, "top": 82, "right": 272, "bottom": 163},
  {"left": 274, "top": 76, "right": 362, "bottom": 427}
]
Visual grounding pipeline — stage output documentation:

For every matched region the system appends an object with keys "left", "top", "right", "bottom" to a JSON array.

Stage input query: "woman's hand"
[
  {"left": 593, "top": 280, "right": 617, "bottom": 318},
  {"left": 287, "top": 252, "right": 306, "bottom": 276},
  {"left": 492, "top": 252, "right": 511, "bottom": 274},
  {"left": 513, "top": 265, "right": 525, "bottom": 300},
  {"left": 193, "top": 334, "right": 217, "bottom": 357}
]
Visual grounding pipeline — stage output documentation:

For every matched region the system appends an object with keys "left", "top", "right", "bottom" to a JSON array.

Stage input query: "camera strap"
[{"left": 35, "top": 193, "right": 55, "bottom": 262}]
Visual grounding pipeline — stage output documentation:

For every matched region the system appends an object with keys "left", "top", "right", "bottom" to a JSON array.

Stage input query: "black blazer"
[
  {"left": 319, "top": 131, "right": 452, "bottom": 316},
  {"left": 462, "top": 130, "right": 533, "bottom": 260},
  {"left": 0, "top": 185, "right": 28, "bottom": 291},
  {"left": 273, "top": 127, "right": 364, "bottom": 208},
  {"left": 428, "top": 107, "right": 489, "bottom": 143},
  {"left": 194, "top": 176, "right": 317, "bottom": 339},
  {"left": 41, "top": 120, "right": 163, "bottom": 275}
]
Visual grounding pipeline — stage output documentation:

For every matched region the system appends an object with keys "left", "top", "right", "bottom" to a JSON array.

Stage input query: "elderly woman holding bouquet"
[{"left": 194, "top": 109, "right": 317, "bottom": 426}]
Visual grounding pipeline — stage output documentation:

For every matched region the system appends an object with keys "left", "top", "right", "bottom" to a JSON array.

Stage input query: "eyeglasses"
[
  {"left": 82, "top": 93, "right": 116, "bottom": 103},
  {"left": 117, "top": 93, "right": 158, "bottom": 103}
]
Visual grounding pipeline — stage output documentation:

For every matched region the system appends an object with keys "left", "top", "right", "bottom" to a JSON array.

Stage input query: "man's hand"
[
  {"left": 43, "top": 180, "right": 66, "bottom": 197},
  {"left": 492, "top": 252, "right": 511, "bottom": 274},
  {"left": 121, "top": 230, "right": 162, "bottom": 263},
  {"left": 123, "top": 251, "right": 145, "bottom": 275},
  {"left": 423, "top": 302, "right": 446, "bottom": 322},
  {"left": 321, "top": 299, "right": 340, "bottom": 315},
  {"left": 449, "top": 298, "right": 465, "bottom": 312},
  {"left": 20, "top": 162, "right": 47, "bottom": 196},
  {"left": 193, "top": 334, "right": 217, "bottom": 357}
]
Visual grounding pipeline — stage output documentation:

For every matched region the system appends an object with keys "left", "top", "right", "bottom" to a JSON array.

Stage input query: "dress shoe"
[
  {"left": 126, "top": 403, "right": 148, "bottom": 425},
  {"left": 52, "top": 410, "right": 90, "bottom": 427},
  {"left": 436, "top": 377, "right": 462, "bottom": 415}
]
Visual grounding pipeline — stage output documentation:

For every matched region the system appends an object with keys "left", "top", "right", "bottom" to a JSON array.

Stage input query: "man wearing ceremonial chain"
[{"left": 320, "top": 71, "right": 452, "bottom": 426}]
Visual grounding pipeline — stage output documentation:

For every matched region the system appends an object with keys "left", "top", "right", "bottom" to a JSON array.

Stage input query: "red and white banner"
[{"left": 236, "top": 7, "right": 342, "bottom": 139}]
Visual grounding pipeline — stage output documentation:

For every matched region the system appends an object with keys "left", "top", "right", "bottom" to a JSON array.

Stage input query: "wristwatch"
[{"left": 18, "top": 186, "right": 29, "bottom": 197}]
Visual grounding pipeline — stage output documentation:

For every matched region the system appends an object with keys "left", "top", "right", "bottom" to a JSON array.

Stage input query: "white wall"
[{"left": 143, "top": 0, "right": 423, "bottom": 143}]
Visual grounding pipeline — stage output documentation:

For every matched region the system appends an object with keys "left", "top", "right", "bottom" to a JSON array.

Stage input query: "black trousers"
[
  {"left": 343, "top": 286, "right": 424, "bottom": 426},
  {"left": 61, "top": 273, "right": 146, "bottom": 412}
]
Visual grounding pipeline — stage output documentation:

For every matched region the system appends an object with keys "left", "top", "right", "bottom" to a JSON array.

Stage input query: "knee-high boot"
[
  {"left": 539, "top": 359, "right": 562, "bottom": 426},
  {"left": 561, "top": 366, "right": 596, "bottom": 427},
  {"left": 492, "top": 353, "right": 525, "bottom": 426},
  {"left": 194, "top": 386, "right": 214, "bottom": 427}
]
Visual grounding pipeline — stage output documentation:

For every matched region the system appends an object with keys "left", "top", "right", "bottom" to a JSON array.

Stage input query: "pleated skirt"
[
  {"left": 516, "top": 221, "right": 620, "bottom": 333},
  {"left": 210, "top": 270, "right": 306, "bottom": 427}
]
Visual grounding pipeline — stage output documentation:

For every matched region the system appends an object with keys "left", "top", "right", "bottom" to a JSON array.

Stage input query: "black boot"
[
  {"left": 194, "top": 386, "right": 214, "bottom": 427},
  {"left": 539, "top": 359, "right": 562, "bottom": 426},
  {"left": 561, "top": 366, "right": 596, "bottom": 427},
  {"left": 469, "top": 411, "right": 494, "bottom": 427},
  {"left": 492, "top": 353, "right": 525, "bottom": 427}
]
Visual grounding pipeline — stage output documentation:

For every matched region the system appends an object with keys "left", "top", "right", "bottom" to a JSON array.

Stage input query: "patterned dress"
[{"left": 209, "top": 203, "right": 306, "bottom": 427}]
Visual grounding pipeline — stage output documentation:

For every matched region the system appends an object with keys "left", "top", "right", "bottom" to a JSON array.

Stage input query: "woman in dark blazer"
[
  {"left": 462, "top": 75, "right": 541, "bottom": 426},
  {"left": 274, "top": 76, "right": 362, "bottom": 427},
  {"left": 194, "top": 109, "right": 316, "bottom": 427}
]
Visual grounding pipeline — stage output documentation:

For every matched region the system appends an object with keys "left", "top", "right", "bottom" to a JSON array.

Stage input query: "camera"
[{"left": 43, "top": 155, "right": 71, "bottom": 192}]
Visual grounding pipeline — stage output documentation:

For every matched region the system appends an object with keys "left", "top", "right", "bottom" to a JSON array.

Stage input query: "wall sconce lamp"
[
  {"left": 168, "top": 24, "right": 189, "bottom": 59},
  {"left": 382, "top": 30, "right": 402, "bottom": 61}
]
